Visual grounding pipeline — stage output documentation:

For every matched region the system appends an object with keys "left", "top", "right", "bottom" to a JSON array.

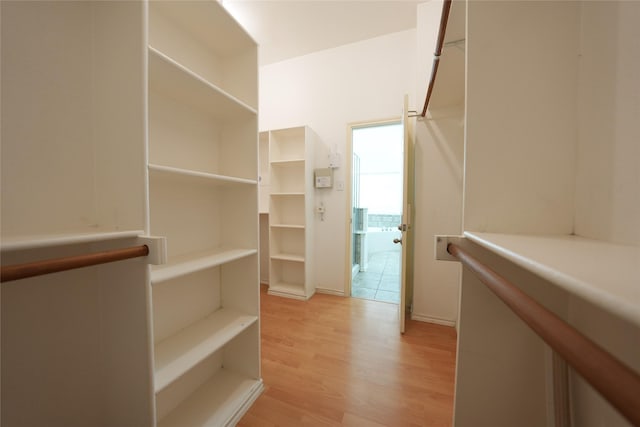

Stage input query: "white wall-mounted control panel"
[{"left": 314, "top": 168, "right": 333, "bottom": 188}]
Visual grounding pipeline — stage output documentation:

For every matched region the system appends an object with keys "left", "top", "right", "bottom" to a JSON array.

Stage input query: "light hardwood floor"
[{"left": 238, "top": 285, "right": 457, "bottom": 426}]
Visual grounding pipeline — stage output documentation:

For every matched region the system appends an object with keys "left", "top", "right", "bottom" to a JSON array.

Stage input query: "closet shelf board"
[
  {"left": 270, "top": 192, "right": 304, "bottom": 197},
  {"left": 465, "top": 232, "right": 640, "bottom": 327},
  {"left": 1, "top": 229, "right": 144, "bottom": 252},
  {"left": 154, "top": 308, "right": 258, "bottom": 393},
  {"left": 157, "top": 369, "right": 263, "bottom": 427},
  {"left": 271, "top": 253, "right": 305, "bottom": 263},
  {"left": 149, "top": 164, "right": 257, "bottom": 187},
  {"left": 269, "top": 224, "right": 305, "bottom": 230},
  {"left": 148, "top": 47, "right": 256, "bottom": 120},
  {"left": 150, "top": 0, "right": 256, "bottom": 61},
  {"left": 151, "top": 248, "right": 257, "bottom": 284},
  {"left": 270, "top": 159, "right": 305, "bottom": 166}
]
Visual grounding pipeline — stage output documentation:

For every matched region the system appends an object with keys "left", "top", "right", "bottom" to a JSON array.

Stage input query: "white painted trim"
[
  {"left": 225, "top": 380, "right": 264, "bottom": 427},
  {"left": 315, "top": 287, "right": 345, "bottom": 297},
  {"left": 411, "top": 312, "right": 456, "bottom": 327}
]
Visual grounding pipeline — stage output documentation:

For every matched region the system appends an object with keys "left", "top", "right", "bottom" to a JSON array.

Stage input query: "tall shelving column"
[
  {"left": 147, "top": 1, "right": 262, "bottom": 426},
  {"left": 451, "top": 2, "right": 640, "bottom": 426},
  {"left": 1, "top": 2, "right": 153, "bottom": 425},
  {"left": 268, "top": 127, "right": 316, "bottom": 300}
]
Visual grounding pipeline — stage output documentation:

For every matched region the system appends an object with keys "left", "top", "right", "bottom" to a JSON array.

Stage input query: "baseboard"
[
  {"left": 315, "top": 287, "right": 345, "bottom": 297},
  {"left": 411, "top": 312, "right": 456, "bottom": 327},
  {"left": 226, "top": 379, "right": 264, "bottom": 426}
]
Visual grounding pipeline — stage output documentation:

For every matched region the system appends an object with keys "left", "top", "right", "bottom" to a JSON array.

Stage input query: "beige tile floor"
[{"left": 351, "top": 251, "right": 400, "bottom": 303}]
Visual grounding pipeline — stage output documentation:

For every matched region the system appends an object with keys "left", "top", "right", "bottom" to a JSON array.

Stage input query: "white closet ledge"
[
  {"left": 154, "top": 308, "right": 258, "bottom": 393},
  {"left": 149, "top": 164, "right": 257, "bottom": 186},
  {"left": 148, "top": 47, "right": 256, "bottom": 119},
  {"left": 151, "top": 248, "right": 257, "bottom": 284},
  {"left": 270, "top": 159, "right": 305, "bottom": 165},
  {"left": 464, "top": 232, "right": 640, "bottom": 327},
  {"left": 157, "top": 369, "right": 262, "bottom": 427},
  {"left": 1, "top": 229, "right": 145, "bottom": 251}
]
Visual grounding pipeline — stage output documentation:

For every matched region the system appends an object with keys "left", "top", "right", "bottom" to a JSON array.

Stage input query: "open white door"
[{"left": 398, "top": 94, "right": 411, "bottom": 333}]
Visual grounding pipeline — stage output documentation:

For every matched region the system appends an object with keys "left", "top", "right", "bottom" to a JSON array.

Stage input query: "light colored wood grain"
[{"left": 238, "top": 285, "right": 456, "bottom": 426}]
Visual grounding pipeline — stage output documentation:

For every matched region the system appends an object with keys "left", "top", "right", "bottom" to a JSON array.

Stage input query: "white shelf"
[
  {"left": 148, "top": 47, "right": 256, "bottom": 120},
  {"left": 465, "top": 232, "right": 640, "bottom": 327},
  {"left": 270, "top": 159, "right": 305, "bottom": 166},
  {"left": 157, "top": 368, "right": 263, "bottom": 427},
  {"left": 270, "top": 192, "right": 304, "bottom": 197},
  {"left": 0, "top": 229, "right": 144, "bottom": 252},
  {"left": 154, "top": 308, "right": 258, "bottom": 392},
  {"left": 270, "top": 224, "right": 305, "bottom": 229},
  {"left": 149, "top": 164, "right": 257, "bottom": 187},
  {"left": 151, "top": 248, "right": 257, "bottom": 284},
  {"left": 271, "top": 253, "right": 305, "bottom": 263},
  {"left": 149, "top": 0, "right": 256, "bottom": 61},
  {"left": 268, "top": 282, "right": 308, "bottom": 300}
]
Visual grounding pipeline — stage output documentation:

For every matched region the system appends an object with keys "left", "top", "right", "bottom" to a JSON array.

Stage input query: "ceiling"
[{"left": 222, "top": 0, "right": 423, "bottom": 65}]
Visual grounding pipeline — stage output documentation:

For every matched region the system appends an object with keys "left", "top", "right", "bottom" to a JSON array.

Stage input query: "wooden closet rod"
[
  {"left": 1, "top": 245, "right": 149, "bottom": 283},
  {"left": 420, "top": 0, "right": 452, "bottom": 117},
  {"left": 447, "top": 243, "right": 640, "bottom": 426}
]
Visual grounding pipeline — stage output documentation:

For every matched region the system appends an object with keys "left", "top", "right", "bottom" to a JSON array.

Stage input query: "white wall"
[
  {"left": 574, "top": 1, "right": 640, "bottom": 246},
  {"left": 260, "top": 29, "right": 416, "bottom": 295},
  {"left": 570, "top": 3, "right": 640, "bottom": 425},
  {"left": 464, "top": 1, "right": 579, "bottom": 235}
]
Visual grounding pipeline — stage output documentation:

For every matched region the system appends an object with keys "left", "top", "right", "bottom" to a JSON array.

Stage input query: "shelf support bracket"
[
  {"left": 136, "top": 235, "right": 168, "bottom": 265},
  {"left": 435, "top": 235, "right": 465, "bottom": 262}
]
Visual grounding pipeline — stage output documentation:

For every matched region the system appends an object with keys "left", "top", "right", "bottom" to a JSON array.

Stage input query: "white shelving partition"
[
  {"left": 1, "top": 1, "right": 153, "bottom": 426},
  {"left": 450, "top": 2, "right": 640, "bottom": 426},
  {"left": 148, "top": 1, "right": 262, "bottom": 425},
  {"left": 2, "top": 1, "right": 261, "bottom": 425},
  {"left": 267, "top": 127, "right": 317, "bottom": 300},
  {"left": 463, "top": 232, "right": 640, "bottom": 328}
]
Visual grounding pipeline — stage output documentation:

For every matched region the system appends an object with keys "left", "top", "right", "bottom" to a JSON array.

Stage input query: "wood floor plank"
[{"left": 238, "top": 286, "right": 457, "bottom": 426}]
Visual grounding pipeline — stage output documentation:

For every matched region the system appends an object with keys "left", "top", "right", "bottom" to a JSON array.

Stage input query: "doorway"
[{"left": 349, "top": 121, "right": 403, "bottom": 303}]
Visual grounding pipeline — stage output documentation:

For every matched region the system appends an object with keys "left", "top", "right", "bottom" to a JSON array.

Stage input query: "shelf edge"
[
  {"left": 148, "top": 46, "right": 258, "bottom": 116},
  {"left": 1, "top": 229, "right": 145, "bottom": 252},
  {"left": 151, "top": 248, "right": 257, "bottom": 284},
  {"left": 464, "top": 231, "right": 640, "bottom": 328}
]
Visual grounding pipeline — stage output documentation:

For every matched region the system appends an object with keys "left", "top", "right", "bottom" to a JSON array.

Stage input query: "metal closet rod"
[
  {"left": 420, "top": 0, "right": 453, "bottom": 118},
  {"left": 1, "top": 245, "right": 150, "bottom": 283},
  {"left": 447, "top": 243, "right": 640, "bottom": 426}
]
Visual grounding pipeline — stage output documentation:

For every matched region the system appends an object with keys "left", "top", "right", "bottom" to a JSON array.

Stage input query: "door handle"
[{"left": 393, "top": 237, "right": 402, "bottom": 245}]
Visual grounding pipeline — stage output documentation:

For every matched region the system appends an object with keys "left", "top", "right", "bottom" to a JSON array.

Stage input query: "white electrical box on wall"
[
  {"left": 314, "top": 168, "right": 333, "bottom": 188},
  {"left": 329, "top": 152, "right": 341, "bottom": 169}
]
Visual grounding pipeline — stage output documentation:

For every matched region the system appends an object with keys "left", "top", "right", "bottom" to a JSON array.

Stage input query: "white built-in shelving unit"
[
  {"left": 447, "top": 2, "right": 640, "bottom": 426},
  {"left": 147, "top": 1, "right": 262, "bottom": 425},
  {"left": 1, "top": 1, "right": 261, "bottom": 425},
  {"left": 1, "top": 2, "right": 154, "bottom": 425},
  {"left": 267, "top": 127, "right": 317, "bottom": 300}
]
